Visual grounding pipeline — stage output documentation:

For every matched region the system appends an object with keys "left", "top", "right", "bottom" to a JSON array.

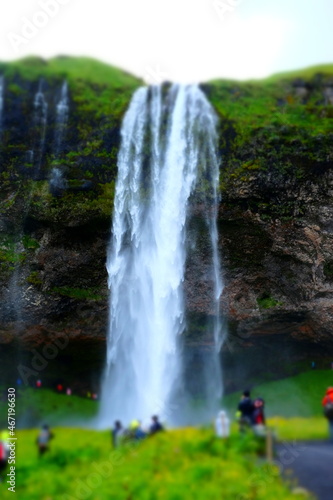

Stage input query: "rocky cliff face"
[
  {"left": 0, "top": 58, "right": 332, "bottom": 390},
  {"left": 0, "top": 57, "right": 140, "bottom": 389}
]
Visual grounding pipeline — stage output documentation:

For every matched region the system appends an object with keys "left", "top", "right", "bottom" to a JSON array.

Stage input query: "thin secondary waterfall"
[
  {"left": 54, "top": 81, "right": 69, "bottom": 155},
  {"left": 0, "top": 76, "right": 4, "bottom": 138},
  {"left": 50, "top": 81, "right": 69, "bottom": 192},
  {"left": 33, "top": 80, "right": 48, "bottom": 175},
  {"left": 49, "top": 167, "right": 67, "bottom": 194},
  {"left": 99, "top": 84, "right": 223, "bottom": 427}
]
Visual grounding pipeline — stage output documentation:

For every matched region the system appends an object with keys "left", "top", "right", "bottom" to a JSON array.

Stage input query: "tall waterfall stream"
[{"left": 99, "top": 84, "right": 224, "bottom": 427}]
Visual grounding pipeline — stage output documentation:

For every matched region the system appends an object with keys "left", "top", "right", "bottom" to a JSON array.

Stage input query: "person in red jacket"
[
  {"left": 252, "top": 398, "right": 266, "bottom": 437},
  {"left": 0, "top": 439, "right": 8, "bottom": 476},
  {"left": 322, "top": 387, "right": 333, "bottom": 442}
]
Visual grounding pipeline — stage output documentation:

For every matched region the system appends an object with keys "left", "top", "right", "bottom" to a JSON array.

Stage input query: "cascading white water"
[
  {"left": 54, "top": 81, "right": 69, "bottom": 155},
  {"left": 33, "top": 80, "right": 48, "bottom": 173},
  {"left": 49, "top": 167, "right": 67, "bottom": 194},
  {"left": 99, "top": 84, "right": 223, "bottom": 427},
  {"left": 0, "top": 76, "right": 4, "bottom": 137}
]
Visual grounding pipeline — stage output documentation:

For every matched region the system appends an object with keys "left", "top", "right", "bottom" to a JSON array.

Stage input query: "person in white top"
[{"left": 215, "top": 410, "right": 230, "bottom": 438}]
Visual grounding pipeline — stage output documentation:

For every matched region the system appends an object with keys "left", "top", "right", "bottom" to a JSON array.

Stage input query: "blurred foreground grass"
[{"left": 0, "top": 426, "right": 315, "bottom": 500}]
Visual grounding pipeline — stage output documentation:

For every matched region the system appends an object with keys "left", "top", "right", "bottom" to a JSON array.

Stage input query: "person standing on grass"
[
  {"left": 252, "top": 398, "right": 266, "bottom": 437},
  {"left": 322, "top": 387, "right": 333, "bottom": 442},
  {"left": 36, "top": 424, "right": 54, "bottom": 457},
  {"left": 237, "top": 390, "right": 254, "bottom": 433},
  {"left": 215, "top": 410, "right": 230, "bottom": 438},
  {"left": 0, "top": 439, "right": 8, "bottom": 477},
  {"left": 112, "top": 420, "right": 124, "bottom": 448},
  {"left": 150, "top": 415, "right": 164, "bottom": 435}
]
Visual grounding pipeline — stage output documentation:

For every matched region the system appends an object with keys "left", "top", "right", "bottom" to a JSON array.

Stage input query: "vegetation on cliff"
[
  {"left": 0, "top": 56, "right": 142, "bottom": 321},
  {"left": 0, "top": 56, "right": 142, "bottom": 225},
  {"left": 201, "top": 64, "right": 333, "bottom": 328},
  {"left": 1, "top": 57, "right": 332, "bottom": 227},
  {"left": 205, "top": 64, "right": 333, "bottom": 218}
]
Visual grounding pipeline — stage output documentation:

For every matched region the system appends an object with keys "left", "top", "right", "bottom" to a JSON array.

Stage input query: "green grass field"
[
  {"left": 0, "top": 388, "right": 98, "bottom": 429},
  {"left": 0, "top": 427, "right": 313, "bottom": 500},
  {"left": 267, "top": 417, "right": 327, "bottom": 441}
]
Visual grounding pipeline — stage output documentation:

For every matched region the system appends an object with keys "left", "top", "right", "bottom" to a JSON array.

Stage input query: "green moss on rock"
[
  {"left": 257, "top": 294, "right": 283, "bottom": 309},
  {"left": 50, "top": 286, "right": 103, "bottom": 301},
  {"left": 26, "top": 271, "right": 42, "bottom": 287},
  {"left": 323, "top": 262, "right": 333, "bottom": 279}
]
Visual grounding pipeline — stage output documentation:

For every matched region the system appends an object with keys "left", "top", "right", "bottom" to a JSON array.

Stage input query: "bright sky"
[{"left": 0, "top": 0, "right": 332, "bottom": 83}]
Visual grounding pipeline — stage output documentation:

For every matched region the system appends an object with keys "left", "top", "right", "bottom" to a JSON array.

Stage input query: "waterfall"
[
  {"left": 49, "top": 167, "right": 67, "bottom": 195},
  {"left": 54, "top": 81, "right": 69, "bottom": 156},
  {"left": 33, "top": 80, "right": 48, "bottom": 175},
  {"left": 99, "top": 84, "right": 223, "bottom": 428},
  {"left": 0, "top": 76, "right": 4, "bottom": 139},
  {"left": 50, "top": 81, "right": 69, "bottom": 191}
]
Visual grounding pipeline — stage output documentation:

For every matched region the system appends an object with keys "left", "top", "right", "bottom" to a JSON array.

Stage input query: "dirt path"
[{"left": 276, "top": 441, "right": 333, "bottom": 500}]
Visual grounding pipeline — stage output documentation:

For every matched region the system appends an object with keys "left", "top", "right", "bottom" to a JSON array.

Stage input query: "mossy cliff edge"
[{"left": 0, "top": 57, "right": 332, "bottom": 388}]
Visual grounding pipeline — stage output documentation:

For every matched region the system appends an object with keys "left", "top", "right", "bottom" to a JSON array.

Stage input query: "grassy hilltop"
[{"left": 204, "top": 64, "right": 333, "bottom": 204}]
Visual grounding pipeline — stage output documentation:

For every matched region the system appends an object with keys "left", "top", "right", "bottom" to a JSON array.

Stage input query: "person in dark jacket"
[
  {"left": 150, "top": 415, "right": 164, "bottom": 435},
  {"left": 237, "top": 390, "right": 254, "bottom": 432}
]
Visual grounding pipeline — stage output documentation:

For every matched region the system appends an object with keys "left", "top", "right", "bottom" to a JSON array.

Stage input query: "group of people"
[
  {"left": 36, "top": 416, "right": 163, "bottom": 456},
  {"left": 215, "top": 386, "right": 333, "bottom": 443},
  {"left": 1, "top": 414, "right": 162, "bottom": 478},
  {"left": 214, "top": 390, "right": 266, "bottom": 439},
  {"left": 33, "top": 379, "right": 99, "bottom": 400},
  {"left": 234, "top": 386, "right": 333, "bottom": 442},
  {"left": 0, "top": 385, "right": 332, "bottom": 480},
  {"left": 237, "top": 390, "right": 266, "bottom": 435},
  {"left": 112, "top": 415, "right": 164, "bottom": 447}
]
